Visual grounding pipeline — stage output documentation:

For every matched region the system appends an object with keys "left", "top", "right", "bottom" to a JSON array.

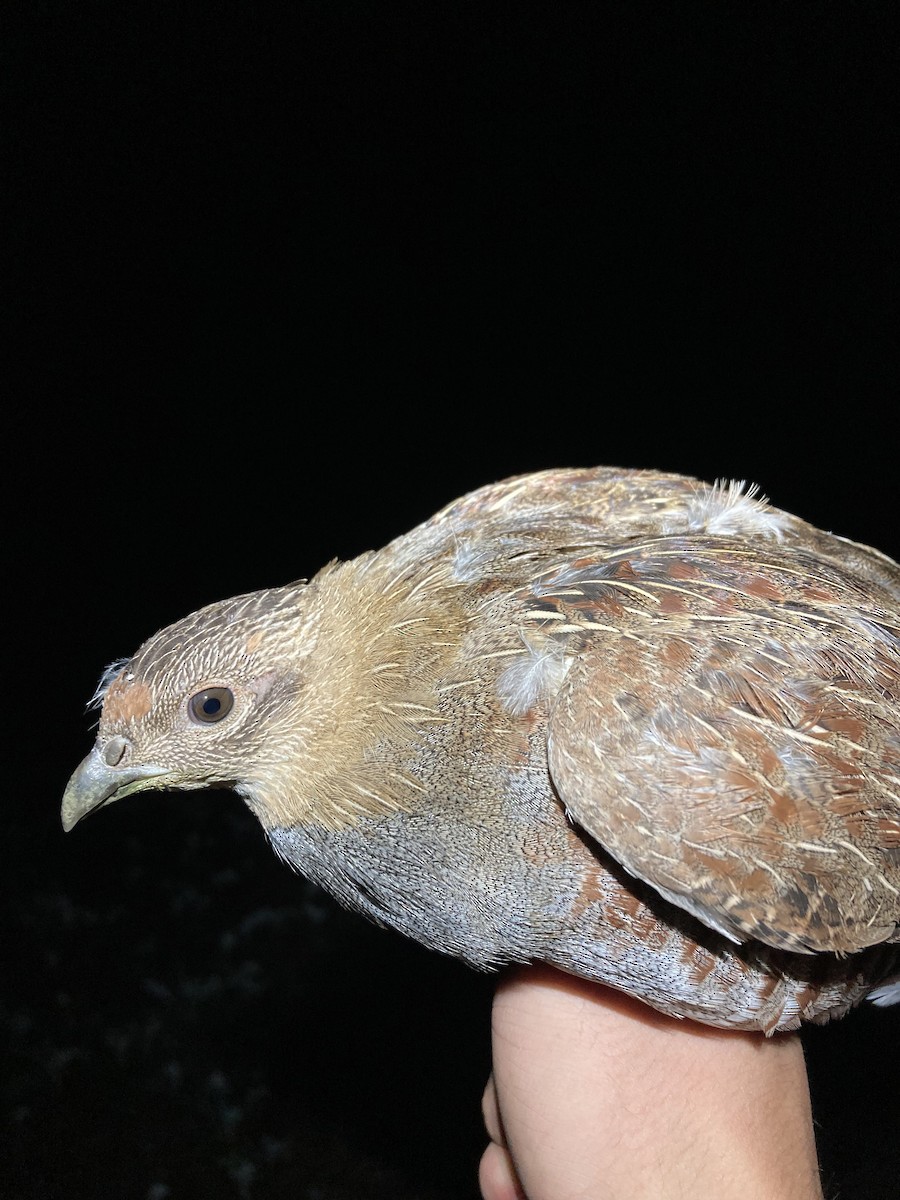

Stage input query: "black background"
[{"left": 5, "top": 5, "right": 899, "bottom": 1198}]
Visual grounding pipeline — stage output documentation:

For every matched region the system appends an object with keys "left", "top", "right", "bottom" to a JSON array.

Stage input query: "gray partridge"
[{"left": 62, "top": 467, "right": 900, "bottom": 1033}]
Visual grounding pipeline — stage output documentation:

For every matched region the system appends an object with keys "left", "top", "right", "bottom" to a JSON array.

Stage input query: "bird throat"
[{"left": 247, "top": 551, "right": 469, "bottom": 834}]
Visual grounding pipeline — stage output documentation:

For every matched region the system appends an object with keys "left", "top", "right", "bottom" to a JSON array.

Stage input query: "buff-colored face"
[{"left": 61, "top": 587, "right": 308, "bottom": 831}]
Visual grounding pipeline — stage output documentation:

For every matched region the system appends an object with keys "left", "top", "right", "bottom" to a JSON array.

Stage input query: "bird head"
[
  {"left": 62, "top": 550, "right": 464, "bottom": 836},
  {"left": 61, "top": 583, "right": 312, "bottom": 832}
]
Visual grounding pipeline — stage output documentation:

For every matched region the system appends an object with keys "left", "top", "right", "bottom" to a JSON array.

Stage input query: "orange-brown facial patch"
[{"left": 103, "top": 678, "right": 153, "bottom": 724}]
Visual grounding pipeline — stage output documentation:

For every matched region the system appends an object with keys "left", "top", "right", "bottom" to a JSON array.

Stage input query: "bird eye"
[{"left": 188, "top": 687, "right": 235, "bottom": 724}]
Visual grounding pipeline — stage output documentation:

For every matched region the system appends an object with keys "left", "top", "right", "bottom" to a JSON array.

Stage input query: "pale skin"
[{"left": 479, "top": 966, "right": 824, "bottom": 1200}]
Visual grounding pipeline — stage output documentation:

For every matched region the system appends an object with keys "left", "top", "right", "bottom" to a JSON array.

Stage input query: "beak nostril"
[{"left": 102, "top": 736, "right": 130, "bottom": 767}]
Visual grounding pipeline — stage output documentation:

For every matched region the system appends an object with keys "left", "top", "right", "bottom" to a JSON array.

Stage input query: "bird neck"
[{"left": 240, "top": 549, "right": 467, "bottom": 834}]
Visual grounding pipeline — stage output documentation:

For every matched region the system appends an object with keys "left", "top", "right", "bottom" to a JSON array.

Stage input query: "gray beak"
[{"left": 61, "top": 739, "right": 167, "bottom": 831}]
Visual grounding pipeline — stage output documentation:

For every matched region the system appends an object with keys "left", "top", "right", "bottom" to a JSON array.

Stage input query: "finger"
[
  {"left": 479, "top": 1140, "right": 526, "bottom": 1200},
  {"left": 481, "top": 1073, "right": 505, "bottom": 1147}
]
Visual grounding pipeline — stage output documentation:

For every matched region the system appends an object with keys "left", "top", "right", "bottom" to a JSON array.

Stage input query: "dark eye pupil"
[{"left": 189, "top": 687, "right": 234, "bottom": 724}]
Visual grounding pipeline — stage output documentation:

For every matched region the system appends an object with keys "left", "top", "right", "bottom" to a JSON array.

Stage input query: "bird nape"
[{"left": 62, "top": 467, "right": 900, "bottom": 1034}]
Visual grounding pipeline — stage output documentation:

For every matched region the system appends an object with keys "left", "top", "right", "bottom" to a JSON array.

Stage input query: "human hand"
[{"left": 479, "top": 965, "right": 824, "bottom": 1200}]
